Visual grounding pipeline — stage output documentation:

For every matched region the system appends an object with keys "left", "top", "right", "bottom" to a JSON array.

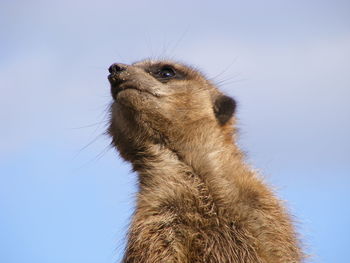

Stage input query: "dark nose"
[{"left": 108, "top": 63, "right": 127, "bottom": 74}]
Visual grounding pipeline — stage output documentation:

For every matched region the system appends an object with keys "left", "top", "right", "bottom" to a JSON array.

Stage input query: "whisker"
[
  {"left": 208, "top": 57, "right": 239, "bottom": 82},
  {"left": 71, "top": 120, "right": 108, "bottom": 130},
  {"left": 168, "top": 26, "right": 190, "bottom": 57},
  {"left": 73, "top": 133, "right": 106, "bottom": 160},
  {"left": 216, "top": 78, "right": 247, "bottom": 88},
  {"left": 74, "top": 143, "right": 113, "bottom": 171}
]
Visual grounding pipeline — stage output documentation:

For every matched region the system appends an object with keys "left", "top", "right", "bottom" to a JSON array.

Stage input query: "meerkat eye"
[{"left": 158, "top": 66, "right": 176, "bottom": 79}]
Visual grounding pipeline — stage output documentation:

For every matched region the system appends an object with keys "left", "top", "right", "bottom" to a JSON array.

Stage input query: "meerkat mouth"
[
  {"left": 110, "top": 83, "right": 137, "bottom": 100},
  {"left": 108, "top": 74, "right": 134, "bottom": 99},
  {"left": 108, "top": 77, "right": 158, "bottom": 100}
]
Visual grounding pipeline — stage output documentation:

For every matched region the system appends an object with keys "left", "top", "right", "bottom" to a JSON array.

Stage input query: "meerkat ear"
[{"left": 214, "top": 95, "right": 236, "bottom": 125}]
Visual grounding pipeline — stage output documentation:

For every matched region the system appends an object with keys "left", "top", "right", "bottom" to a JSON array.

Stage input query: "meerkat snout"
[
  {"left": 108, "top": 63, "right": 133, "bottom": 100},
  {"left": 108, "top": 63, "right": 127, "bottom": 74}
]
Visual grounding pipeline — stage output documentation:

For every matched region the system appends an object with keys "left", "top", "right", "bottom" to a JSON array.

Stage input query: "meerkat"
[{"left": 107, "top": 59, "right": 304, "bottom": 263}]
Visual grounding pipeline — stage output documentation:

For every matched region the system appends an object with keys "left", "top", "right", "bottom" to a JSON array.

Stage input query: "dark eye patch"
[
  {"left": 158, "top": 66, "right": 176, "bottom": 78},
  {"left": 146, "top": 64, "right": 186, "bottom": 82}
]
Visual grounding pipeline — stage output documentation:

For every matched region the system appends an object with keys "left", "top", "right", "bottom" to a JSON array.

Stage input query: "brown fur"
[{"left": 107, "top": 59, "right": 304, "bottom": 262}]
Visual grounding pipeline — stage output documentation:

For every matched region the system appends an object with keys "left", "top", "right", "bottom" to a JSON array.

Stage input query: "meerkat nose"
[{"left": 108, "top": 63, "right": 127, "bottom": 74}]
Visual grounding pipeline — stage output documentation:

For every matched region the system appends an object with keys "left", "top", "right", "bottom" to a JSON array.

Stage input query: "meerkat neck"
[
  {"left": 167, "top": 119, "right": 249, "bottom": 187},
  {"left": 130, "top": 129, "right": 250, "bottom": 216}
]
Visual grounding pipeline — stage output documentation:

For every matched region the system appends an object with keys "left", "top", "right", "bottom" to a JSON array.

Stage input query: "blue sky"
[{"left": 0, "top": 0, "right": 349, "bottom": 262}]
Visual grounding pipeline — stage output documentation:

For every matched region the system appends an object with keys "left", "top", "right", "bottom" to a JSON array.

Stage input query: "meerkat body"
[{"left": 107, "top": 60, "right": 303, "bottom": 262}]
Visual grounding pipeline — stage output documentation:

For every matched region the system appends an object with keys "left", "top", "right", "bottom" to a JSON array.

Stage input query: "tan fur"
[{"left": 108, "top": 59, "right": 304, "bottom": 262}]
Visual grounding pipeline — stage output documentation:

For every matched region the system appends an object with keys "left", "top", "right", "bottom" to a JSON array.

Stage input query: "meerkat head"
[{"left": 107, "top": 59, "right": 236, "bottom": 160}]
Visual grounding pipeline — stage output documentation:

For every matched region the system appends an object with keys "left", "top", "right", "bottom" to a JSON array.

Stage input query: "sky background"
[{"left": 0, "top": 0, "right": 349, "bottom": 262}]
